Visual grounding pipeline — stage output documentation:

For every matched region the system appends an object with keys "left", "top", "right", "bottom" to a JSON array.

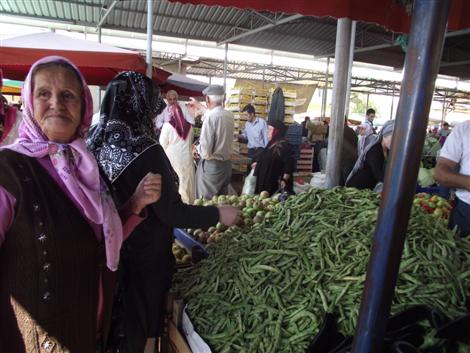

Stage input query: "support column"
[
  {"left": 344, "top": 21, "right": 357, "bottom": 118},
  {"left": 321, "top": 57, "right": 330, "bottom": 118},
  {"left": 98, "top": 27, "right": 102, "bottom": 104},
  {"left": 223, "top": 43, "right": 228, "bottom": 90},
  {"left": 325, "top": 18, "right": 352, "bottom": 188},
  {"left": 146, "top": 0, "right": 153, "bottom": 78},
  {"left": 352, "top": 1, "right": 451, "bottom": 352},
  {"left": 390, "top": 86, "right": 396, "bottom": 120}
]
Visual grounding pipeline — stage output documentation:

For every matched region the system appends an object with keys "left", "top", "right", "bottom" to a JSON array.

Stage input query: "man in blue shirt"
[{"left": 239, "top": 104, "right": 268, "bottom": 160}]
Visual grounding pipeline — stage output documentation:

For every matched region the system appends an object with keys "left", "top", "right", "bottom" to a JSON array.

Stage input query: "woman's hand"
[
  {"left": 217, "top": 205, "right": 242, "bottom": 226},
  {"left": 130, "top": 173, "right": 162, "bottom": 215}
]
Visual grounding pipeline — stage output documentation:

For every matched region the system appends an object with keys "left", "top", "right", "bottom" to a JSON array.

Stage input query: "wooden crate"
[
  {"left": 160, "top": 295, "right": 192, "bottom": 353},
  {"left": 297, "top": 147, "right": 313, "bottom": 172}
]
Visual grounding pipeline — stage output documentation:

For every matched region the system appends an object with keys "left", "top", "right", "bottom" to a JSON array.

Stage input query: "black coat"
[
  {"left": 345, "top": 143, "right": 385, "bottom": 190},
  {"left": 254, "top": 139, "right": 296, "bottom": 195},
  {"left": 108, "top": 144, "right": 219, "bottom": 353}
]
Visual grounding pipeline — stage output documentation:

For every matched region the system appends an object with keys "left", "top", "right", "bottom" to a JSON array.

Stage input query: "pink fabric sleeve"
[
  {"left": 0, "top": 185, "right": 16, "bottom": 247},
  {"left": 119, "top": 201, "right": 147, "bottom": 241}
]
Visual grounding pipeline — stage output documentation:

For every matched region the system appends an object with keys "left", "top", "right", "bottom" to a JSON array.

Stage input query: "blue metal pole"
[{"left": 351, "top": 1, "right": 451, "bottom": 352}]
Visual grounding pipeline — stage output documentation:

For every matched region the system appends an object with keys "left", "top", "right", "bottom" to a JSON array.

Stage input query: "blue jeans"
[{"left": 449, "top": 197, "right": 470, "bottom": 237}]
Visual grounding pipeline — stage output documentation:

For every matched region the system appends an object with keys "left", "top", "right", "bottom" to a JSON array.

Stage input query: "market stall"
[
  {"left": 164, "top": 0, "right": 470, "bottom": 352},
  {"left": 169, "top": 188, "right": 469, "bottom": 352}
]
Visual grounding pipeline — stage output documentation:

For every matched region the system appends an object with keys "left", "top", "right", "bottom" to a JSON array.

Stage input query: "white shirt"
[
  {"left": 241, "top": 117, "right": 268, "bottom": 149},
  {"left": 439, "top": 120, "right": 470, "bottom": 204},
  {"left": 197, "top": 106, "right": 234, "bottom": 161},
  {"left": 155, "top": 101, "right": 194, "bottom": 131}
]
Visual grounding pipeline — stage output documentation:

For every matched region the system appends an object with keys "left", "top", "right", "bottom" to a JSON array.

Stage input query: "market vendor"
[
  {"left": 434, "top": 120, "right": 470, "bottom": 237},
  {"left": 345, "top": 119, "right": 395, "bottom": 190},
  {"left": 238, "top": 103, "right": 268, "bottom": 161}
]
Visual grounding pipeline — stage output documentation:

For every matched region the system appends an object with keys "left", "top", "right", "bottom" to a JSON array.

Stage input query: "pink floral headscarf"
[{"left": 2, "top": 56, "right": 123, "bottom": 271}]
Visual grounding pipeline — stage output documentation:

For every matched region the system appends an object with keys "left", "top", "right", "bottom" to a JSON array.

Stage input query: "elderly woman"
[
  {"left": 356, "top": 122, "right": 375, "bottom": 156},
  {"left": 253, "top": 121, "right": 296, "bottom": 195},
  {"left": 159, "top": 90, "right": 196, "bottom": 204},
  {"left": 0, "top": 57, "right": 161, "bottom": 352},
  {"left": 87, "top": 72, "right": 240, "bottom": 353},
  {"left": 346, "top": 120, "right": 395, "bottom": 190}
]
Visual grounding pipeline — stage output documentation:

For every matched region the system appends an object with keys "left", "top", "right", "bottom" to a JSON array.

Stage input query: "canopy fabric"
[
  {"left": 161, "top": 73, "right": 208, "bottom": 97},
  {"left": 169, "top": 0, "right": 470, "bottom": 33},
  {"left": 0, "top": 32, "right": 171, "bottom": 86}
]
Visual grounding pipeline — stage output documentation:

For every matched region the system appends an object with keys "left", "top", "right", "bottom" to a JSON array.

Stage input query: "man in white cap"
[{"left": 189, "top": 85, "right": 234, "bottom": 199}]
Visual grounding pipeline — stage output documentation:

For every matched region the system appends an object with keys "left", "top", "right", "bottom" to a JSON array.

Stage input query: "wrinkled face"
[
  {"left": 33, "top": 66, "right": 83, "bottom": 143},
  {"left": 167, "top": 94, "right": 178, "bottom": 105}
]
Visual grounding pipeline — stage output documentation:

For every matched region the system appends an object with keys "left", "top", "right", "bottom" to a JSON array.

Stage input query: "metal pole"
[
  {"left": 345, "top": 21, "right": 357, "bottom": 118},
  {"left": 98, "top": 27, "right": 102, "bottom": 104},
  {"left": 321, "top": 57, "right": 330, "bottom": 118},
  {"left": 223, "top": 43, "right": 228, "bottom": 90},
  {"left": 352, "top": 1, "right": 451, "bottom": 353},
  {"left": 146, "top": 0, "right": 153, "bottom": 78},
  {"left": 390, "top": 86, "right": 395, "bottom": 120},
  {"left": 325, "top": 18, "right": 352, "bottom": 188}
]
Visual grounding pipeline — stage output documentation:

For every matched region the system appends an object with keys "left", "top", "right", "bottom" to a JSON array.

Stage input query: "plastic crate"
[{"left": 173, "top": 228, "right": 208, "bottom": 257}]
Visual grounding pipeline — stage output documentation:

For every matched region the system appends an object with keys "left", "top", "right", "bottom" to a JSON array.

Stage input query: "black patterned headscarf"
[{"left": 87, "top": 71, "right": 166, "bottom": 182}]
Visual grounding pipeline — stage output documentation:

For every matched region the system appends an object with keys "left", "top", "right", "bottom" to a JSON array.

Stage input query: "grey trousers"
[{"left": 196, "top": 159, "right": 232, "bottom": 200}]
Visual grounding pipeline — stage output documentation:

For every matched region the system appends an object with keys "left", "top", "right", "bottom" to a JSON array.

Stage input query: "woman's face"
[
  {"left": 382, "top": 135, "right": 392, "bottom": 151},
  {"left": 268, "top": 125, "right": 274, "bottom": 141},
  {"left": 33, "top": 66, "right": 83, "bottom": 143}
]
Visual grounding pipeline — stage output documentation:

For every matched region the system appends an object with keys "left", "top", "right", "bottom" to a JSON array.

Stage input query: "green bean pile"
[{"left": 172, "top": 188, "right": 470, "bottom": 353}]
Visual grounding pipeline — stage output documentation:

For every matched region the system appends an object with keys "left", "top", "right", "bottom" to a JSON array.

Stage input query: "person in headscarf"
[
  {"left": 159, "top": 90, "right": 196, "bottom": 204},
  {"left": 0, "top": 69, "right": 22, "bottom": 146},
  {"left": 356, "top": 122, "right": 375, "bottom": 156},
  {"left": 252, "top": 121, "right": 296, "bottom": 195},
  {"left": 0, "top": 56, "right": 161, "bottom": 353},
  {"left": 346, "top": 120, "right": 395, "bottom": 190},
  {"left": 87, "top": 72, "right": 241, "bottom": 353}
]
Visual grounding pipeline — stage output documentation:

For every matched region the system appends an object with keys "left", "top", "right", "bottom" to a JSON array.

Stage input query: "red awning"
[
  {"left": 0, "top": 32, "right": 171, "bottom": 86},
  {"left": 169, "top": 0, "right": 470, "bottom": 33}
]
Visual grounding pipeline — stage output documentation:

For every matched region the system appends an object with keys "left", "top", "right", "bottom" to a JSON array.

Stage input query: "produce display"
[
  {"left": 172, "top": 243, "right": 192, "bottom": 265},
  {"left": 413, "top": 193, "right": 452, "bottom": 220},
  {"left": 187, "top": 192, "right": 280, "bottom": 244},
  {"left": 172, "top": 188, "right": 470, "bottom": 353}
]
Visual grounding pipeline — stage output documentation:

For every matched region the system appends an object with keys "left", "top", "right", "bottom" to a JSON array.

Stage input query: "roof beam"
[
  {"left": 95, "top": 0, "right": 118, "bottom": 31},
  {"left": 440, "top": 60, "right": 470, "bottom": 67},
  {"left": 217, "top": 14, "right": 303, "bottom": 46},
  {"left": 318, "top": 27, "right": 470, "bottom": 58}
]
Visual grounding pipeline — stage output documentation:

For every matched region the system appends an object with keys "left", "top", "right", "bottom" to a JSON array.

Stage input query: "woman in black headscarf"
[
  {"left": 253, "top": 121, "right": 296, "bottom": 195},
  {"left": 87, "top": 72, "right": 240, "bottom": 353}
]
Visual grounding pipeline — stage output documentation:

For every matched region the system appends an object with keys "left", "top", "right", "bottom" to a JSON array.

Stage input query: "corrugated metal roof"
[
  {"left": 0, "top": 0, "right": 391, "bottom": 56},
  {"left": 1, "top": 0, "right": 469, "bottom": 79}
]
